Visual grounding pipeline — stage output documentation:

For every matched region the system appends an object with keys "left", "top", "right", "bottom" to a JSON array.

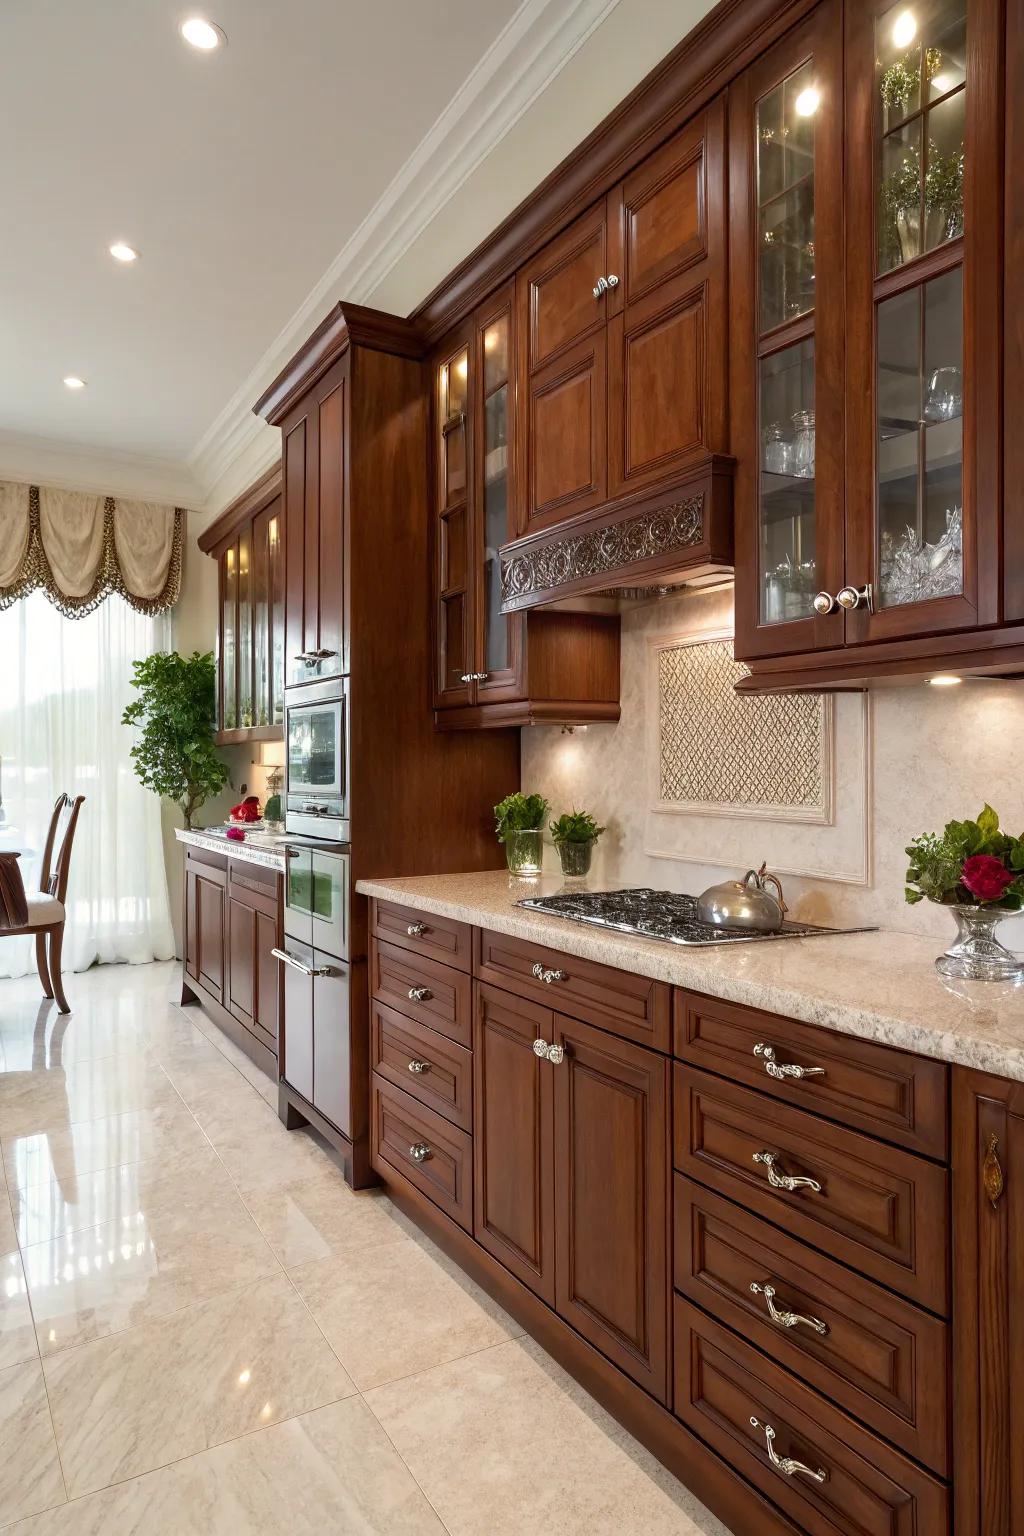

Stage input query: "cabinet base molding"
[
  {"left": 377, "top": 1160, "right": 798, "bottom": 1536},
  {"left": 278, "top": 1076, "right": 375, "bottom": 1191},
  {"left": 179, "top": 972, "right": 277, "bottom": 1081}
]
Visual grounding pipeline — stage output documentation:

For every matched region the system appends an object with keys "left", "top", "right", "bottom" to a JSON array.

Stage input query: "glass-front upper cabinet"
[
  {"left": 732, "top": 0, "right": 846, "bottom": 660},
  {"left": 843, "top": 0, "right": 1000, "bottom": 642},
  {"left": 433, "top": 330, "right": 474, "bottom": 708},
  {"left": 473, "top": 284, "right": 520, "bottom": 701},
  {"left": 212, "top": 486, "right": 285, "bottom": 742}
]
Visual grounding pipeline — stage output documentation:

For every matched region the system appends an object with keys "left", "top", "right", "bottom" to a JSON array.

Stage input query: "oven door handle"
[{"left": 271, "top": 947, "right": 333, "bottom": 978}]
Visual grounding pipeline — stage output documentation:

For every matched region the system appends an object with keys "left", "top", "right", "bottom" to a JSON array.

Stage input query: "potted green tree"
[
  {"left": 494, "top": 792, "right": 549, "bottom": 876},
  {"left": 122, "top": 650, "right": 229, "bottom": 829},
  {"left": 549, "top": 809, "right": 606, "bottom": 879}
]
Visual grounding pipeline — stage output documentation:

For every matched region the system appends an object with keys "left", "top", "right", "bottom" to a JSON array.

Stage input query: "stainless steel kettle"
[{"left": 696, "top": 862, "right": 788, "bottom": 933}]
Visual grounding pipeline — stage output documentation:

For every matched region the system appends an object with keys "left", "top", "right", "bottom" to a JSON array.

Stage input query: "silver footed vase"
[{"left": 935, "top": 904, "right": 1024, "bottom": 982}]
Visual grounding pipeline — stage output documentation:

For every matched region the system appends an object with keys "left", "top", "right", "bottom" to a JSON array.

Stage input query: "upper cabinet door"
[
  {"left": 283, "top": 413, "right": 311, "bottom": 687},
  {"left": 731, "top": 0, "right": 847, "bottom": 661},
  {"left": 313, "top": 365, "right": 347, "bottom": 681},
  {"left": 433, "top": 328, "right": 475, "bottom": 708},
  {"left": 282, "top": 359, "right": 347, "bottom": 689},
  {"left": 516, "top": 204, "right": 610, "bottom": 532},
  {"left": 843, "top": 0, "right": 1002, "bottom": 644},
  {"left": 606, "top": 97, "right": 728, "bottom": 498},
  {"left": 473, "top": 284, "right": 523, "bottom": 702}
]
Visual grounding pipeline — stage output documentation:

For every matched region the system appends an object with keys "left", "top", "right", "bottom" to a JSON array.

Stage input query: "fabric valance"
[{"left": 0, "top": 482, "right": 185, "bottom": 617}]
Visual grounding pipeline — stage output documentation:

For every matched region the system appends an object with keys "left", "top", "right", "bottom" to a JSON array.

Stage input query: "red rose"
[
  {"left": 961, "top": 854, "right": 1014, "bottom": 903},
  {"left": 225, "top": 825, "right": 245, "bottom": 842}
]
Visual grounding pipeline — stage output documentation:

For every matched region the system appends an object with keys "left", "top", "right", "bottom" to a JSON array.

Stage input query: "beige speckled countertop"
[
  {"left": 355, "top": 869, "right": 1024, "bottom": 1083},
  {"left": 175, "top": 826, "right": 288, "bottom": 870}
]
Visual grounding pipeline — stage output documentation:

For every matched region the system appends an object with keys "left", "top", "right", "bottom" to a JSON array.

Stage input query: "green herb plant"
[
  {"left": 121, "top": 650, "right": 229, "bottom": 830},
  {"left": 905, "top": 805, "right": 1024, "bottom": 909},
  {"left": 493, "top": 792, "right": 549, "bottom": 843},
  {"left": 549, "top": 809, "right": 606, "bottom": 846}
]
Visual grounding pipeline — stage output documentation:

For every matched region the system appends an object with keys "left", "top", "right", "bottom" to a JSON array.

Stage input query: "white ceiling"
[{"left": 1, "top": 0, "right": 716, "bottom": 509}]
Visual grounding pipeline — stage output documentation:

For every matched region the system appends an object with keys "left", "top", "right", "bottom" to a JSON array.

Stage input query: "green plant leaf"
[
  {"left": 977, "top": 804, "right": 1000, "bottom": 842},
  {"left": 121, "top": 650, "right": 228, "bottom": 829}
]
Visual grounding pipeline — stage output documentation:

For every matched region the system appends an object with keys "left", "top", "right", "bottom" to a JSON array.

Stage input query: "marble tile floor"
[{"left": 0, "top": 959, "right": 730, "bottom": 1534}]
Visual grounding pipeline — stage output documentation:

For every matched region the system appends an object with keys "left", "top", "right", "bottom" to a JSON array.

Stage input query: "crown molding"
[
  {"left": 188, "top": 0, "right": 622, "bottom": 497},
  {"left": 0, "top": 430, "right": 202, "bottom": 506}
]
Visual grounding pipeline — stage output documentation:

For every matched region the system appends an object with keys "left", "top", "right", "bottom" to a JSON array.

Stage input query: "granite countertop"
[
  {"left": 175, "top": 826, "right": 289, "bottom": 871},
  {"left": 355, "top": 869, "right": 1024, "bottom": 1083}
]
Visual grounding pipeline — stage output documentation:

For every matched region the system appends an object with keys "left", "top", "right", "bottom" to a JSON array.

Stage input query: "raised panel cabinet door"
[
  {"left": 473, "top": 982, "right": 555, "bottom": 1304},
  {"left": 551, "top": 1013, "right": 670, "bottom": 1403},
  {"left": 432, "top": 328, "right": 475, "bottom": 708},
  {"left": 313, "top": 363, "right": 347, "bottom": 680},
  {"left": 227, "top": 894, "right": 256, "bottom": 1025},
  {"left": 184, "top": 865, "right": 198, "bottom": 981},
  {"left": 521, "top": 202, "right": 609, "bottom": 375},
  {"left": 312, "top": 955, "right": 351, "bottom": 1137},
  {"left": 953, "top": 1067, "right": 1024, "bottom": 1536},
  {"left": 195, "top": 869, "right": 226, "bottom": 1002},
  {"left": 606, "top": 96, "right": 728, "bottom": 497},
  {"left": 282, "top": 412, "right": 313, "bottom": 686},
  {"left": 253, "top": 906, "right": 280, "bottom": 1049}
]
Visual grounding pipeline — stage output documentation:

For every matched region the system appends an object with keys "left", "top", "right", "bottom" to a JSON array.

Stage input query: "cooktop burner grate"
[{"left": 515, "top": 888, "right": 874, "bottom": 946}]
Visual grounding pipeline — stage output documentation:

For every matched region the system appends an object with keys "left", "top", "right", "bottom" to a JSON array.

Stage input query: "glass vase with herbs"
[
  {"left": 494, "top": 792, "right": 549, "bottom": 877},
  {"left": 550, "top": 810, "right": 606, "bottom": 880},
  {"left": 905, "top": 806, "right": 1024, "bottom": 981}
]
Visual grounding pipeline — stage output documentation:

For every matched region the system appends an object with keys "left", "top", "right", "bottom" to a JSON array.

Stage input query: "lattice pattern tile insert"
[{"left": 658, "top": 640, "right": 825, "bottom": 809}]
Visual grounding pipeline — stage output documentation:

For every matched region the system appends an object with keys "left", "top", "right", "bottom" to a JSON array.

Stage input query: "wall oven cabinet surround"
[
  {"left": 198, "top": 467, "right": 284, "bottom": 745},
  {"left": 255, "top": 302, "right": 518, "bottom": 1184},
  {"left": 431, "top": 289, "right": 621, "bottom": 728},
  {"left": 733, "top": 0, "right": 1008, "bottom": 690},
  {"left": 181, "top": 840, "right": 283, "bottom": 1078}
]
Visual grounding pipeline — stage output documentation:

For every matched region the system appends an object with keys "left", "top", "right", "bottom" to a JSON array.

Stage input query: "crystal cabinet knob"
[
  {"left": 406, "top": 922, "right": 427, "bottom": 937},
  {"left": 408, "top": 986, "right": 433, "bottom": 1002},
  {"left": 813, "top": 591, "right": 837, "bottom": 615},
  {"left": 408, "top": 1142, "right": 431, "bottom": 1163},
  {"left": 836, "top": 582, "right": 873, "bottom": 612}
]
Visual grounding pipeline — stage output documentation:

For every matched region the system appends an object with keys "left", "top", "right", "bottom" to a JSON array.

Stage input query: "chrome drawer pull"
[
  {"left": 750, "top": 1282, "right": 828, "bottom": 1336},
  {"left": 532, "top": 1039, "right": 565, "bottom": 1065},
  {"left": 407, "top": 1060, "right": 430, "bottom": 1075},
  {"left": 406, "top": 922, "right": 428, "bottom": 937},
  {"left": 270, "top": 947, "right": 333, "bottom": 978},
  {"left": 408, "top": 986, "right": 433, "bottom": 1002},
  {"left": 408, "top": 1142, "right": 431, "bottom": 1163},
  {"left": 749, "top": 1418, "right": 827, "bottom": 1484},
  {"left": 531, "top": 962, "right": 568, "bottom": 985},
  {"left": 753, "top": 1043, "right": 826, "bottom": 1082},
  {"left": 753, "top": 1151, "right": 822, "bottom": 1194}
]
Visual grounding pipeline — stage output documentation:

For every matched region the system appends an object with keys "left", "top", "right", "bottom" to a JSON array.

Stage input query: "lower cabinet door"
[
  {"left": 280, "top": 941, "right": 314, "bottom": 1102},
  {"left": 194, "top": 867, "right": 226, "bottom": 1001},
  {"left": 227, "top": 895, "right": 256, "bottom": 1024},
  {"left": 253, "top": 907, "right": 280, "bottom": 1049},
  {"left": 551, "top": 1013, "right": 670, "bottom": 1403},
  {"left": 674, "top": 1298, "right": 950, "bottom": 1536},
  {"left": 312, "top": 954, "right": 350, "bottom": 1137},
  {"left": 473, "top": 982, "right": 555, "bottom": 1304}
]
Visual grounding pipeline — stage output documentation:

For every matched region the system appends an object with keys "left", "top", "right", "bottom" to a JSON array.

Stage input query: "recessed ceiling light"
[
  {"left": 180, "top": 16, "right": 226, "bottom": 50},
  {"left": 794, "top": 85, "right": 821, "bottom": 117},
  {"left": 891, "top": 10, "right": 917, "bottom": 48},
  {"left": 109, "top": 242, "right": 138, "bottom": 263},
  {"left": 927, "top": 674, "right": 962, "bottom": 687},
  {"left": 63, "top": 376, "right": 86, "bottom": 390}
]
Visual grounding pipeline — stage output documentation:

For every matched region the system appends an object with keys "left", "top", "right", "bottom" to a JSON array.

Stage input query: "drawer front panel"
[
  {"left": 371, "top": 939, "right": 472, "bottom": 1047},
  {"left": 674, "top": 1066, "right": 950, "bottom": 1313},
  {"left": 371, "top": 900, "right": 472, "bottom": 972},
  {"left": 674, "top": 1180, "right": 950, "bottom": 1473},
  {"left": 371, "top": 1076, "right": 472, "bottom": 1232},
  {"left": 475, "top": 928, "right": 670, "bottom": 1051},
  {"left": 674, "top": 1299, "right": 949, "bottom": 1536},
  {"left": 674, "top": 990, "right": 948, "bottom": 1159},
  {"left": 371, "top": 1000, "right": 472, "bottom": 1132}
]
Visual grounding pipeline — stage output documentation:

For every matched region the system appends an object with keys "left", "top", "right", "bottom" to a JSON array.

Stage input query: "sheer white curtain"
[{"left": 0, "top": 592, "right": 175, "bottom": 978}]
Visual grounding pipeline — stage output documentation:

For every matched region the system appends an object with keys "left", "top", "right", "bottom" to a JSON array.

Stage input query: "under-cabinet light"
[{"left": 926, "top": 674, "right": 963, "bottom": 687}]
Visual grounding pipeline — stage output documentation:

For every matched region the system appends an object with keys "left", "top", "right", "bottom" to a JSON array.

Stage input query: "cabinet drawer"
[
  {"left": 370, "top": 1000, "right": 472, "bottom": 1132},
  {"left": 475, "top": 928, "right": 670, "bottom": 1051},
  {"left": 673, "top": 1298, "right": 949, "bottom": 1536},
  {"left": 371, "top": 1076, "right": 472, "bottom": 1232},
  {"left": 370, "top": 939, "right": 471, "bottom": 1047},
  {"left": 371, "top": 900, "right": 471, "bottom": 972},
  {"left": 674, "top": 990, "right": 948, "bottom": 1159},
  {"left": 674, "top": 1066, "right": 950, "bottom": 1314},
  {"left": 674, "top": 1180, "right": 950, "bottom": 1473}
]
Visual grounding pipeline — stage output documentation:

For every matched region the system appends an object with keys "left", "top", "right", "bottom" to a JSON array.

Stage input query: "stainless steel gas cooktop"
[{"left": 516, "top": 888, "right": 874, "bottom": 946}]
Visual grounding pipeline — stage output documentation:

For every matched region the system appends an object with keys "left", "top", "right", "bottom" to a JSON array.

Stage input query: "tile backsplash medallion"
[{"left": 522, "top": 586, "right": 1024, "bottom": 943}]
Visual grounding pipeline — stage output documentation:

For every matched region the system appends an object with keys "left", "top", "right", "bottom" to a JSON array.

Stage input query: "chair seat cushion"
[{"left": 24, "top": 893, "right": 64, "bottom": 928}]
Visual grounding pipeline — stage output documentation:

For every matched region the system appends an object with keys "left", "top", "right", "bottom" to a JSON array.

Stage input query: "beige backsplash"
[{"left": 521, "top": 586, "right": 1024, "bottom": 944}]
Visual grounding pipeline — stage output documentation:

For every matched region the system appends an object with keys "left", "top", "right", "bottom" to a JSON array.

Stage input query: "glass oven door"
[{"left": 287, "top": 699, "right": 343, "bottom": 799}]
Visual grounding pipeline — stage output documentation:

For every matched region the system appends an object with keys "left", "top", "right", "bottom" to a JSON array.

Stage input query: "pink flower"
[
  {"left": 225, "top": 825, "right": 245, "bottom": 843},
  {"left": 961, "top": 854, "right": 1013, "bottom": 903}
]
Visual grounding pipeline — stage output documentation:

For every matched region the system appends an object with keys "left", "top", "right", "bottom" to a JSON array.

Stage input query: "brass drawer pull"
[
  {"left": 750, "top": 1282, "right": 828, "bottom": 1335},
  {"left": 408, "top": 1142, "right": 431, "bottom": 1163},
  {"left": 406, "top": 922, "right": 428, "bottom": 937},
  {"left": 753, "top": 1043, "right": 825, "bottom": 1082},
  {"left": 749, "top": 1418, "right": 827, "bottom": 1484},
  {"left": 531, "top": 962, "right": 568, "bottom": 985},
  {"left": 753, "top": 1150, "right": 822, "bottom": 1194},
  {"left": 407, "top": 1060, "right": 430, "bottom": 1075},
  {"left": 983, "top": 1132, "right": 1005, "bottom": 1208},
  {"left": 408, "top": 986, "right": 433, "bottom": 1002}
]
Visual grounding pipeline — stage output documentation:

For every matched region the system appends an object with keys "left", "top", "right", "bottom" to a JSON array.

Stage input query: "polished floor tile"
[
  {"left": 10, "top": 1146, "right": 233, "bottom": 1248},
  {"left": 0, "top": 1250, "right": 37, "bottom": 1369},
  {"left": 23, "top": 1189, "right": 282, "bottom": 1355},
  {"left": 0, "top": 1057, "right": 183, "bottom": 1140},
  {"left": 243, "top": 1170, "right": 415, "bottom": 1268},
  {"left": 197, "top": 1099, "right": 337, "bottom": 1199},
  {"left": 4, "top": 1398, "right": 445, "bottom": 1535},
  {"left": 44, "top": 1272, "right": 357, "bottom": 1496},
  {"left": 366, "top": 1335, "right": 732, "bottom": 1536},
  {"left": 291, "top": 1232, "right": 522, "bottom": 1390},
  {"left": 0, "top": 1185, "right": 15, "bottom": 1255},
  {"left": 2, "top": 1102, "right": 212, "bottom": 1194},
  {"left": 0, "top": 1358, "right": 66, "bottom": 1525}
]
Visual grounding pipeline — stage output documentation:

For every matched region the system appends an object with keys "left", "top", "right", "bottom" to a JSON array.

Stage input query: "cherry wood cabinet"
[
  {"left": 953, "top": 1066, "right": 1024, "bottom": 1536},
  {"left": 198, "top": 467, "right": 284, "bottom": 744},
  {"left": 185, "top": 854, "right": 226, "bottom": 1002}
]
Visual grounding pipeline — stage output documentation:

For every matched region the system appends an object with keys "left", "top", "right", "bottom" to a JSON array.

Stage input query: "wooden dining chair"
[{"left": 0, "top": 793, "right": 85, "bottom": 1013}]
